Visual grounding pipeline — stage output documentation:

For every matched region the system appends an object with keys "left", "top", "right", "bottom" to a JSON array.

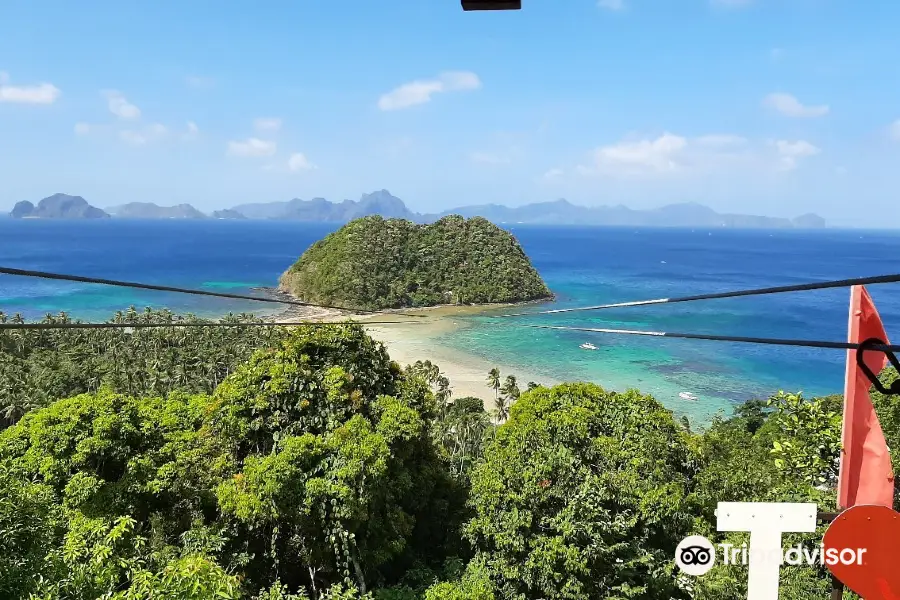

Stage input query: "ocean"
[{"left": 2, "top": 218, "right": 899, "bottom": 423}]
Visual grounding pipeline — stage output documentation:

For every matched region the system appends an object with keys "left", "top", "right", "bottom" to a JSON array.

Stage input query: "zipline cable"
[
  {"left": 9, "top": 319, "right": 895, "bottom": 354},
  {"left": 3, "top": 266, "right": 899, "bottom": 352},
  {"left": 0, "top": 319, "right": 430, "bottom": 331},
  {"left": 511, "top": 323, "right": 900, "bottom": 352},
  {"left": 0, "top": 266, "right": 428, "bottom": 318},
  {"left": 493, "top": 273, "right": 900, "bottom": 318}
]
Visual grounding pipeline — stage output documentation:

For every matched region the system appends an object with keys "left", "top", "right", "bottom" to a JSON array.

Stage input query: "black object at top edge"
[
  {"left": 461, "top": 0, "right": 521, "bottom": 10},
  {"left": 856, "top": 337, "right": 900, "bottom": 396}
]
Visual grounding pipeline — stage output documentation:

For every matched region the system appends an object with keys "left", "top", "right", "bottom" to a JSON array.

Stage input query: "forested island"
[
  {"left": 0, "top": 308, "right": 896, "bottom": 599},
  {"left": 279, "top": 215, "right": 553, "bottom": 310},
  {"left": 108, "top": 202, "right": 208, "bottom": 219},
  {"left": 10, "top": 194, "right": 110, "bottom": 219},
  {"left": 6, "top": 190, "right": 827, "bottom": 228}
]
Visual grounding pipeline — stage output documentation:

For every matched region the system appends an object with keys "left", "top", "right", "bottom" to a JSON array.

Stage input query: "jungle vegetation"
[
  {"left": 0, "top": 309, "right": 894, "bottom": 599},
  {"left": 278, "top": 215, "right": 553, "bottom": 310}
]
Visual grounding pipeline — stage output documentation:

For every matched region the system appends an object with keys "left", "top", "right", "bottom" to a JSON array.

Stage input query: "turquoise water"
[
  {"left": 434, "top": 226, "right": 900, "bottom": 423},
  {"left": 2, "top": 219, "right": 899, "bottom": 424}
]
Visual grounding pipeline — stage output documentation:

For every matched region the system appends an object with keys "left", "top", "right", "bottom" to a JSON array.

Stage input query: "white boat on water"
[
  {"left": 679, "top": 392, "right": 698, "bottom": 401},
  {"left": 580, "top": 343, "right": 598, "bottom": 350}
]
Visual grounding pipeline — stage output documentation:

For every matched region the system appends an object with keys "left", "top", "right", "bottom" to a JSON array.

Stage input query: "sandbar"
[{"left": 272, "top": 302, "right": 558, "bottom": 408}]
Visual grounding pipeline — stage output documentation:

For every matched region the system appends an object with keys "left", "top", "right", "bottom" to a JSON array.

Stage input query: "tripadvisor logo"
[
  {"left": 675, "top": 534, "right": 867, "bottom": 576},
  {"left": 675, "top": 535, "right": 716, "bottom": 576},
  {"left": 673, "top": 501, "right": 868, "bottom": 600}
]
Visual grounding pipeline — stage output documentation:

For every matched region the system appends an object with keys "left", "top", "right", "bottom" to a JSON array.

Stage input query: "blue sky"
[{"left": 1, "top": 0, "right": 898, "bottom": 226}]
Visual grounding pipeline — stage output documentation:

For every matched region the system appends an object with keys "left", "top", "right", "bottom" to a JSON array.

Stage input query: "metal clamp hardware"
[{"left": 856, "top": 337, "right": 900, "bottom": 396}]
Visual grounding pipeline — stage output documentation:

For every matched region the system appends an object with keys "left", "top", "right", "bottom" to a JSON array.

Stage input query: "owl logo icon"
[{"left": 675, "top": 535, "right": 716, "bottom": 576}]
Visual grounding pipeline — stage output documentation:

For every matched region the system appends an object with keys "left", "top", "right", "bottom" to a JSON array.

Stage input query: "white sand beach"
[
  {"left": 274, "top": 303, "right": 557, "bottom": 405},
  {"left": 363, "top": 316, "right": 558, "bottom": 402}
]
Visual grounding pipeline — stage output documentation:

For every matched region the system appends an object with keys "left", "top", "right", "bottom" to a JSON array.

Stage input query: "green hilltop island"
[{"left": 279, "top": 214, "right": 553, "bottom": 310}]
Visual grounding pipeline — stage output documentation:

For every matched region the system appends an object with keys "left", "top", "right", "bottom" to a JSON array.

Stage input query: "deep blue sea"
[{"left": 2, "top": 218, "right": 899, "bottom": 423}]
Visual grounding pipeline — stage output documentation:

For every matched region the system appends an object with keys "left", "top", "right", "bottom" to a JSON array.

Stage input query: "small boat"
[
  {"left": 580, "top": 343, "right": 598, "bottom": 350},
  {"left": 679, "top": 392, "right": 698, "bottom": 401}
]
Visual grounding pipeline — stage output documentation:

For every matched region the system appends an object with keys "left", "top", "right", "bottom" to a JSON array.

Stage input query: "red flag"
[{"left": 837, "top": 285, "right": 895, "bottom": 509}]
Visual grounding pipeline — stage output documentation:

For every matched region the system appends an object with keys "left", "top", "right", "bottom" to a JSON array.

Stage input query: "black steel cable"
[
  {"left": 0, "top": 266, "right": 427, "bottom": 318},
  {"left": 6, "top": 320, "right": 896, "bottom": 354},
  {"left": 513, "top": 323, "right": 900, "bottom": 352},
  {"left": 3, "top": 267, "right": 898, "bottom": 352},
  {"left": 0, "top": 319, "right": 429, "bottom": 331},
  {"left": 493, "top": 273, "right": 900, "bottom": 318}
]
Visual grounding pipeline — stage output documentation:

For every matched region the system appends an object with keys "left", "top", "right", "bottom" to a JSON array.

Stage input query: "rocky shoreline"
[
  {"left": 251, "top": 287, "right": 355, "bottom": 322},
  {"left": 250, "top": 286, "right": 553, "bottom": 324}
]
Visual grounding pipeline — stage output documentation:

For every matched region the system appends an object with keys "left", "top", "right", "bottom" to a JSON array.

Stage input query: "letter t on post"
[{"left": 717, "top": 503, "right": 818, "bottom": 600}]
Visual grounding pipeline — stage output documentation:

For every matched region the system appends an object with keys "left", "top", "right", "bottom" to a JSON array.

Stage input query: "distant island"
[
  {"left": 232, "top": 190, "right": 413, "bottom": 221},
  {"left": 279, "top": 215, "right": 553, "bottom": 310},
  {"left": 211, "top": 209, "right": 246, "bottom": 220},
  {"left": 434, "top": 199, "right": 826, "bottom": 229},
  {"left": 230, "top": 191, "right": 825, "bottom": 229},
  {"left": 7, "top": 190, "right": 826, "bottom": 229},
  {"left": 10, "top": 194, "right": 110, "bottom": 219},
  {"left": 107, "top": 202, "right": 207, "bottom": 219}
]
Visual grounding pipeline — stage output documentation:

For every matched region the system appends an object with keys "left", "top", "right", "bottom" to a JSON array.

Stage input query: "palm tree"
[
  {"left": 486, "top": 368, "right": 501, "bottom": 401},
  {"left": 501, "top": 375, "right": 520, "bottom": 403},
  {"left": 436, "top": 375, "right": 452, "bottom": 404},
  {"left": 493, "top": 394, "right": 510, "bottom": 424}
]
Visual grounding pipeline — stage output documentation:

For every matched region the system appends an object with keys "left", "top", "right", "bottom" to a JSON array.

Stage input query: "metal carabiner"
[{"left": 856, "top": 337, "right": 900, "bottom": 396}]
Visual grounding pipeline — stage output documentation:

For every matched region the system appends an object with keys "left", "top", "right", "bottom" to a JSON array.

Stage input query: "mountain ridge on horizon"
[{"left": 5, "top": 190, "right": 827, "bottom": 229}]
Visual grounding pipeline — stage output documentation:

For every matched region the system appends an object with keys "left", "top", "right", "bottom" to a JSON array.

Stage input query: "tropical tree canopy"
[
  {"left": 0, "top": 323, "right": 465, "bottom": 599},
  {"left": 2, "top": 309, "right": 899, "bottom": 599},
  {"left": 278, "top": 215, "right": 553, "bottom": 310}
]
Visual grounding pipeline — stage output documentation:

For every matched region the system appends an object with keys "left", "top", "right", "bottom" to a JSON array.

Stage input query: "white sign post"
[{"left": 716, "top": 502, "right": 818, "bottom": 600}]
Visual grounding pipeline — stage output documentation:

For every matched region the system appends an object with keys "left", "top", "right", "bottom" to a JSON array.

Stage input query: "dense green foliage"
[
  {"left": 279, "top": 215, "right": 553, "bottom": 310},
  {"left": 0, "top": 322, "right": 467, "bottom": 599},
  {"left": 0, "top": 308, "right": 286, "bottom": 429},
  {"left": 2, "top": 310, "right": 897, "bottom": 599},
  {"left": 456, "top": 383, "right": 697, "bottom": 599}
]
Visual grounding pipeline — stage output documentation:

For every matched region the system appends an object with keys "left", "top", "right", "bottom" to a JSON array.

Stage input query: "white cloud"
[
  {"left": 578, "top": 131, "right": 814, "bottom": 178},
  {"left": 103, "top": 90, "right": 141, "bottom": 120},
  {"left": 0, "top": 71, "right": 61, "bottom": 104},
  {"left": 471, "top": 151, "right": 511, "bottom": 165},
  {"left": 119, "top": 123, "right": 168, "bottom": 145},
  {"left": 254, "top": 117, "right": 282, "bottom": 132},
  {"left": 181, "top": 121, "right": 200, "bottom": 141},
  {"left": 774, "top": 139, "right": 820, "bottom": 170},
  {"left": 227, "top": 137, "right": 277, "bottom": 157},
  {"left": 597, "top": 0, "right": 625, "bottom": 10},
  {"left": 379, "top": 136, "right": 415, "bottom": 159},
  {"left": 120, "top": 130, "right": 146, "bottom": 145},
  {"left": 695, "top": 134, "right": 748, "bottom": 148},
  {"left": 763, "top": 92, "right": 829, "bottom": 118},
  {"left": 592, "top": 133, "right": 688, "bottom": 174},
  {"left": 185, "top": 75, "right": 214, "bottom": 90},
  {"left": 888, "top": 119, "right": 900, "bottom": 141},
  {"left": 74, "top": 122, "right": 91, "bottom": 135},
  {"left": 378, "top": 71, "right": 481, "bottom": 111},
  {"left": 287, "top": 152, "right": 316, "bottom": 171},
  {"left": 542, "top": 168, "right": 564, "bottom": 180}
]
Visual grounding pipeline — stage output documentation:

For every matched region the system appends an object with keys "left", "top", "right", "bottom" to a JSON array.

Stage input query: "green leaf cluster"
[
  {"left": 0, "top": 307, "right": 288, "bottom": 430},
  {"left": 4, "top": 306, "right": 899, "bottom": 600},
  {"left": 0, "top": 323, "right": 465, "bottom": 599},
  {"left": 278, "top": 216, "right": 553, "bottom": 310}
]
